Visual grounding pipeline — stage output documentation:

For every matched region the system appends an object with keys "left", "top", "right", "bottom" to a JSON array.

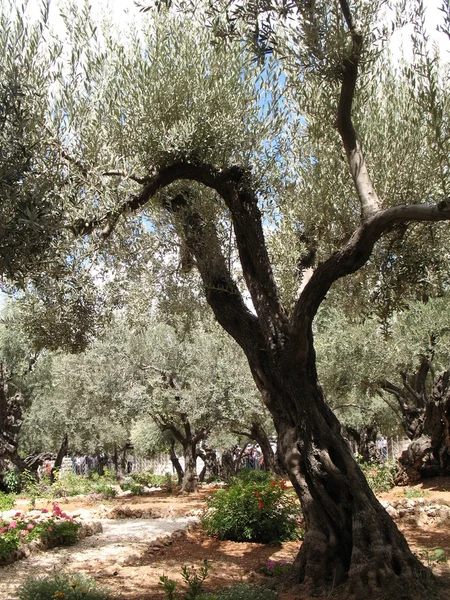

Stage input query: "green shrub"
[
  {"left": 199, "top": 584, "right": 278, "bottom": 600},
  {"left": 40, "top": 519, "right": 82, "bottom": 547},
  {"left": 202, "top": 477, "right": 302, "bottom": 544},
  {"left": 356, "top": 458, "right": 396, "bottom": 494},
  {"left": 121, "top": 479, "right": 145, "bottom": 495},
  {"left": 0, "top": 528, "right": 20, "bottom": 561},
  {"left": 131, "top": 470, "right": 166, "bottom": 487},
  {"left": 17, "top": 573, "right": 111, "bottom": 600},
  {"left": 3, "top": 470, "right": 20, "bottom": 493},
  {"left": 51, "top": 472, "right": 91, "bottom": 497},
  {"left": 160, "top": 560, "right": 210, "bottom": 600},
  {"left": 235, "top": 469, "right": 273, "bottom": 484},
  {"left": 0, "top": 491, "right": 15, "bottom": 511},
  {"left": 93, "top": 483, "right": 117, "bottom": 499},
  {"left": 20, "top": 470, "right": 51, "bottom": 504}
]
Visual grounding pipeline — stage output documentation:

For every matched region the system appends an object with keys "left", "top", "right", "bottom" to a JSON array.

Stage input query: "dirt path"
[
  {"left": 0, "top": 517, "right": 198, "bottom": 600},
  {"left": 2, "top": 481, "right": 450, "bottom": 599}
]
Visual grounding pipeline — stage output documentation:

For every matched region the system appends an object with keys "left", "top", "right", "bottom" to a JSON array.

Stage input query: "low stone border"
[
  {"left": 117, "top": 518, "right": 200, "bottom": 566},
  {"left": 380, "top": 497, "right": 450, "bottom": 527}
]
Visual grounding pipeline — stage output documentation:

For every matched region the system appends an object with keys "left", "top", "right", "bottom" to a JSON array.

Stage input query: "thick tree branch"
[
  {"left": 337, "top": 0, "right": 381, "bottom": 221},
  {"left": 165, "top": 193, "right": 264, "bottom": 358},
  {"left": 292, "top": 201, "right": 450, "bottom": 348},
  {"left": 72, "top": 160, "right": 287, "bottom": 348},
  {"left": 400, "top": 371, "right": 421, "bottom": 405},
  {"left": 376, "top": 390, "right": 401, "bottom": 416},
  {"left": 377, "top": 379, "right": 410, "bottom": 412}
]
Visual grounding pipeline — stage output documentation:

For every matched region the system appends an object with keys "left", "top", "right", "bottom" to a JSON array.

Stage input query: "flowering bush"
[
  {"left": 17, "top": 573, "right": 110, "bottom": 600},
  {"left": 356, "top": 457, "right": 396, "bottom": 494},
  {"left": 201, "top": 476, "right": 302, "bottom": 543},
  {"left": 199, "top": 584, "right": 278, "bottom": 600},
  {"left": 259, "top": 559, "right": 291, "bottom": 577},
  {"left": 0, "top": 503, "right": 81, "bottom": 562}
]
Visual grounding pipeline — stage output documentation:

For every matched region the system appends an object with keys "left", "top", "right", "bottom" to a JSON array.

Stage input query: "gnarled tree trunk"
[
  {"left": 398, "top": 370, "right": 450, "bottom": 483},
  {"left": 181, "top": 440, "right": 198, "bottom": 493},
  {"left": 254, "top": 342, "right": 430, "bottom": 598}
]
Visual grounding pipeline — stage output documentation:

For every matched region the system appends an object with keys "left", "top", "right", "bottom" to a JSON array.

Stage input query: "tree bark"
[
  {"left": 398, "top": 370, "right": 450, "bottom": 483},
  {"left": 51, "top": 433, "right": 69, "bottom": 482},
  {"left": 198, "top": 444, "right": 219, "bottom": 482},
  {"left": 168, "top": 439, "right": 184, "bottom": 486},
  {"left": 254, "top": 341, "right": 430, "bottom": 598},
  {"left": 249, "top": 422, "right": 283, "bottom": 474},
  {"left": 181, "top": 441, "right": 198, "bottom": 493},
  {"left": 344, "top": 425, "right": 381, "bottom": 463}
]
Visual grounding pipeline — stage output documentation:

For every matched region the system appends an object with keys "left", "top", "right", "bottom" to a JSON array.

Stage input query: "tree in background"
[
  {"left": 0, "top": 305, "right": 40, "bottom": 474},
  {"left": 2, "top": 0, "right": 450, "bottom": 595}
]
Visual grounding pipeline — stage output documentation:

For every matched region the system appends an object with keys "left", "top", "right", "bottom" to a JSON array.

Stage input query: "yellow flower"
[
  {"left": 53, "top": 592, "right": 65, "bottom": 599},
  {"left": 70, "top": 583, "right": 78, "bottom": 588}
]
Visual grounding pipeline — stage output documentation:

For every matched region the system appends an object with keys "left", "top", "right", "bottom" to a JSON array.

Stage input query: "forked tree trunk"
[
  {"left": 253, "top": 345, "right": 430, "bottom": 598},
  {"left": 181, "top": 441, "right": 198, "bottom": 493}
]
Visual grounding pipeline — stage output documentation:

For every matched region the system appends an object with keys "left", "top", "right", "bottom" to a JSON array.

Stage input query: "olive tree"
[{"left": 4, "top": 0, "right": 450, "bottom": 596}]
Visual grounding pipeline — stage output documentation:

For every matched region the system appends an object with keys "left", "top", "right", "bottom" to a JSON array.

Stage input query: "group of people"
[{"left": 71, "top": 454, "right": 109, "bottom": 476}]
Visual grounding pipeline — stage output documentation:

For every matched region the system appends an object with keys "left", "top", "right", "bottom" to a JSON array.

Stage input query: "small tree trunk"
[
  {"left": 345, "top": 425, "right": 381, "bottom": 463},
  {"left": 220, "top": 449, "right": 237, "bottom": 481},
  {"left": 112, "top": 444, "right": 119, "bottom": 474},
  {"left": 168, "top": 439, "right": 184, "bottom": 486},
  {"left": 181, "top": 441, "right": 198, "bottom": 493},
  {"left": 51, "top": 434, "right": 68, "bottom": 482},
  {"left": 250, "top": 422, "right": 283, "bottom": 474},
  {"left": 198, "top": 445, "right": 219, "bottom": 482}
]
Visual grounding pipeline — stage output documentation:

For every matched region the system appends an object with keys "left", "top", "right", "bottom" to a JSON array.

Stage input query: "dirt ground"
[{"left": 3, "top": 479, "right": 450, "bottom": 600}]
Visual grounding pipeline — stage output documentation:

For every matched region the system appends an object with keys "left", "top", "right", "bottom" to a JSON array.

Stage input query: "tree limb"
[
  {"left": 292, "top": 201, "right": 450, "bottom": 346},
  {"left": 337, "top": 0, "right": 381, "bottom": 221}
]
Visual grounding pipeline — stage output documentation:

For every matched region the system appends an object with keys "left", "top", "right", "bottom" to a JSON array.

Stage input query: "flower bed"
[{"left": 0, "top": 503, "right": 99, "bottom": 565}]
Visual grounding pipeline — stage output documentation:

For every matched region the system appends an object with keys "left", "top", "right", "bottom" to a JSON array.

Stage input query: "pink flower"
[
  {"left": 0, "top": 526, "right": 8, "bottom": 535},
  {"left": 22, "top": 530, "right": 29, "bottom": 535},
  {"left": 27, "top": 523, "right": 34, "bottom": 530},
  {"left": 15, "top": 511, "right": 22, "bottom": 517},
  {"left": 8, "top": 521, "right": 18, "bottom": 529},
  {"left": 41, "top": 508, "right": 49, "bottom": 514},
  {"left": 48, "top": 527, "right": 53, "bottom": 532}
]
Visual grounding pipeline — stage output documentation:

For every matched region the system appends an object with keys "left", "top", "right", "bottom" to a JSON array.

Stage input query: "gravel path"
[{"left": 0, "top": 517, "right": 198, "bottom": 599}]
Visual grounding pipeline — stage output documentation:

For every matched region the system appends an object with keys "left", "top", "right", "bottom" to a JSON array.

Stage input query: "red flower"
[
  {"left": 258, "top": 501, "right": 264, "bottom": 509},
  {"left": 270, "top": 481, "right": 277, "bottom": 488}
]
